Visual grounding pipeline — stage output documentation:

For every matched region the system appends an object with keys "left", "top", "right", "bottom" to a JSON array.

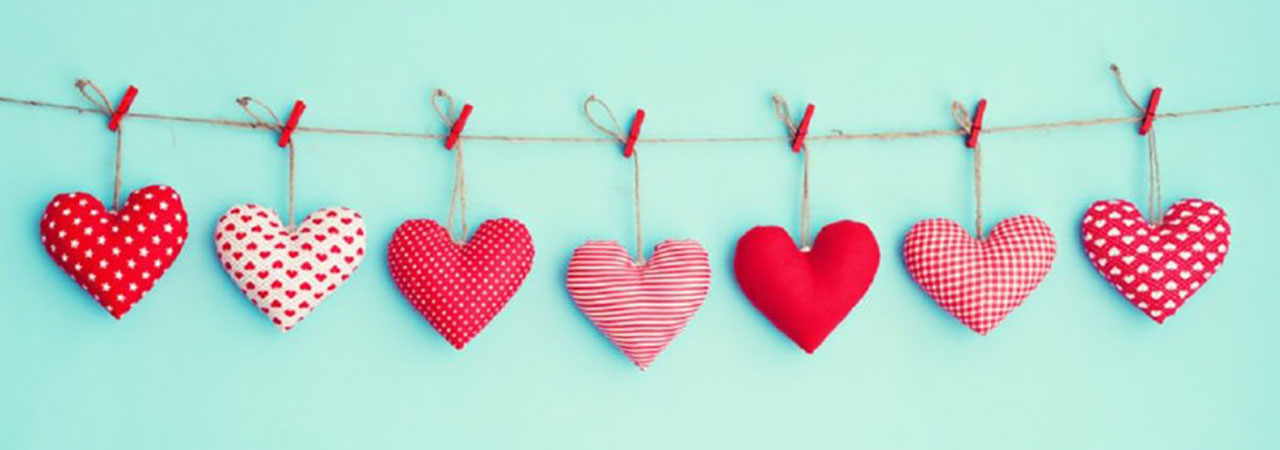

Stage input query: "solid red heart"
[
  {"left": 733, "top": 220, "right": 880, "bottom": 353},
  {"left": 1082, "top": 199, "right": 1230, "bottom": 323},
  {"left": 903, "top": 215, "right": 1057, "bottom": 335},
  {"left": 388, "top": 218, "right": 535, "bottom": 349},
  {"left": 567, "top": 239, "right": 711, "bottom": 369},
  {"left": 39, "top": 185, "right": 188, "bottom": 318}
]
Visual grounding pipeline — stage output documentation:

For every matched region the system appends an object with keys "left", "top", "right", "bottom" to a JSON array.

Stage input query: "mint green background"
[{"left": 3, "top": 1, "right": 1279, "bottom": 449}]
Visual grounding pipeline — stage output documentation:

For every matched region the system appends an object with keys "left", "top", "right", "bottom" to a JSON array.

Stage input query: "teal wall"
[{"left": 2, "top": 1, "right": 1278, "bottom": 448}]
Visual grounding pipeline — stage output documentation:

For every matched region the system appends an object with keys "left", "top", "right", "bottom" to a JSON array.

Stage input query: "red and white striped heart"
[
  {"left": 40, "top": 185, "right": 189, "bottom": 318},
  {"left": 215, "top": 204, "right": 366, "bottom": 331},
  {"left": 1082, "top": 199, "right": 1230, "bottom": 323},
  {"left": 567, "top": 240, "right": 711, "bottom": 370},
  {"left": 903, "top": 215, "right": 1057, "bottom": 335}
]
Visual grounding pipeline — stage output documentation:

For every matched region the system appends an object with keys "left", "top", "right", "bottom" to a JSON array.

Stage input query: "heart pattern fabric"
[
  {"left": 903, "top": 215, "right": 1057, "bottom": 335},
  {"left": 567, "top": 240, "right": 711, "bottom": 369},
  {"left": 40, "top": 185, "right": 188, "bottom": 318},
  {"left": 734, "top": 220, "right": 880, "bottom": 353},
  {"left": 388, "top": 218, "right": 535, "bottom": 349},
  {"left": 1082, "top": 199, "right": 1230, "bottom": 323},
  {"left": 214, "top": 204, "right": 366, "bottom": 331}
]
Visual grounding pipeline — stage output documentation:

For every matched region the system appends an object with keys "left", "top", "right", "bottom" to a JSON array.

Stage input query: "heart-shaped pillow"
[
  {"left": 567, "top": 239, "right": 711, "bottom": 369},
  {"left": 903, "top": 215, "right": 1057, "bottom": 335},
  {"left": 388, "top": 218, "right": 535, "bottom": 349},
  {"left": 733, "top": 220, "right": 880, "bottom": 353},
  {"left": 40, "top": 185, "right": 188, "bottom": 318},
  {"left": 214, "top": 204, "right": 367, "bottom": 331},
  {"left": 1082, "top": 199, "right": 1230, "bottom": 323}
]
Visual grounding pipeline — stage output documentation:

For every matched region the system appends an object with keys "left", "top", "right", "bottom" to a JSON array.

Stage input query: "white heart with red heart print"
[{"left": 215, "top": 204, "right": 366, "bottom": 331}]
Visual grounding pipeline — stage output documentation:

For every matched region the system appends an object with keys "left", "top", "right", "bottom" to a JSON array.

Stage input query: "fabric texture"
[
  {"left": 1082, "top": 198, "right": 1230, "bottom": 323},
  {"left": 388, "top": 218, "right": 535, "bottom": 349},
  {"left": 903, "top": 215, "right": 1057, "bottom": 335},
  {"left": 566, "top": 239, "right": 711, "bottom": 370},
  {"left": 214, "top": 204, "right": 367, "bottom": 331},
  {"left": 733, "top": 220, "right": 880, "bottom": 353},
  {"left": 40, "top": 185, "right": 188, "bottom": 318}
]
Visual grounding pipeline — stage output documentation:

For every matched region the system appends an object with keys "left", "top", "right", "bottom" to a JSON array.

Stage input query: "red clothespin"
[
  {"left": 965, "top": 99, "right": 987, "bottom": 149},
  {"left": 791, "top": 104, "right": 814, "bottom": 153},
  {"left": 107, "top": 85, "right": 138, "bottom": 132},
  {"left": 445, "top": 104, "right": 473, "bottom": 150},
  {"left": 623, "top": 109, "right": 645, "bottom": 158},
  {"left": 1138, "top": 87, "right": 1162, "bottom": 136},
  {"left": 277, "top": 100, "right": 306, "bottom": 148}
]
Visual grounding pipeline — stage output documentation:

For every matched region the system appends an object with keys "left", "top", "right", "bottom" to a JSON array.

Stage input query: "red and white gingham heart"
[
  {"left": 215, "top": 204, "right": 366, "bottom": 331},
  {"left": 567, "top": 240, "right": 711, "bottom": 370},
  {"left": 40, "top": 185, "right": 189, "bottom": 318},
  {"left": 903, "top": 215, "right": 1057, "bottom": 335},
  {"left": 1082, "top": 199, "right": 1230, "bottom": 323}
]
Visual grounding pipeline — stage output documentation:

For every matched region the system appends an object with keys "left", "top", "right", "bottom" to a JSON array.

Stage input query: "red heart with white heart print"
[
  {"left": 214, "top": 204, "right": 366, "bottom": 331},
  {"left": 734, "top": 220, "right": 881, "bottom": 353},
  {"left": 1082, "top": 199, "right": 1230, "bottom": 323},
  {"left": 903, "top": 215, "right": 1057, "bottom": 335},
  {"left": 567, "top": 239, "right": 711, "bottom": 369},
  {"left": 40, "top": 185, "right": 189, "bottom": 318},
  {"left": 388, "top": 218, "right": 535, "bottom": 349}
]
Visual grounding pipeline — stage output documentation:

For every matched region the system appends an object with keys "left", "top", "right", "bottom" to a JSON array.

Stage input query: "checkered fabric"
[{"left": 903, "top": 215, "right": 1057, "bottom": 335}]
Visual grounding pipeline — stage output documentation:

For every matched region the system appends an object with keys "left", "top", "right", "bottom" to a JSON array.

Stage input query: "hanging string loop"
[
  {"left": 584, "top": 95, "right": 647, "bottom": 264},
  {"left": 951, "top": 100, "right": 985, "bottom": 239},
  {"left": 430, "top": 89, "right": 471, "bottom": 244},
  {"left": 772, "top": 95, "right": 814, "bottom": 249},
  {"left": 1110, "top": 64, "right": 1164, "bottom": 225},
  {"left": 236, "top": 96, "right": 300, "bottom": 229},
  {"left": 74, "top": 79, "right": 128, "bottom": 211}
]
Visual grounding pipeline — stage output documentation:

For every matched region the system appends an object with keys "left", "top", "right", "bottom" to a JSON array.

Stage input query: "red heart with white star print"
[
  {"left": 40, "top": 185, "right": 189, "bottom": 318},
  {"left": 214, "top": 204, "right": 366, "bottom": 331},
  {"left": 1082, "top": 199, "right": 1230, "bottom": 323},
  {"left": 903, "top": 215, "right": 1057, "bottom": 335},
  {"left": 388, "top": 218, "right": 534, "bottom": 349},
  {"left": 567, "top": 239, "right": 711, "bottom": 369}
]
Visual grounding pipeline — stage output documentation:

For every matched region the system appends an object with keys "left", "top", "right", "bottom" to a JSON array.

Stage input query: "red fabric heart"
[
  {"left": 567, "top": 240, "right": 711, "bottom": 369},
  {"left": 214, "top": 204, "right": 367, "bottom": 331},
  {"left": 733, "top": 220, "right": 880, "bottom": 353},
  {"left": 903, "top": 215, "right": 1056, "bottom": 335},
  {"left": 1082, "top": 199, "right": 1230, "bottom": 323},
  {"left": 388, "top": 218, "right": 535, "bottom": 349},
  {"left": 39, "top": 185, "right": 188, "bottom": 318}
]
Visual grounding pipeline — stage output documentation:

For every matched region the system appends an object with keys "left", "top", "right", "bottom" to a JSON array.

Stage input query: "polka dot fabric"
[
  {"left": 39, "top": 185, "right": 188, "bottom": 318},
  {"left": 1082, "top": 199, "right": 1230, "bottom": 323},
  {"left": 388, "top": 218, "right": 534, "bottom": 349},
  {"left": 214, "top": 204, "right": 367, "bottom": 332},
  {"left": 903, "top": 215, "right": 1057, "bottom": 335}
]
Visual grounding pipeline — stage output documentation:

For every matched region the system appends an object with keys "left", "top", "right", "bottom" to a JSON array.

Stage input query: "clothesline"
[{"left": 1, "top": 92, "right": 1278, "bottom": 145}]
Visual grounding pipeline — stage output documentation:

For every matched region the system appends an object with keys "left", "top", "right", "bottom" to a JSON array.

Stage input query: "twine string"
[
  {"left": 1111, "top": 64, "right": 1163, "bottom": 225},
  {"left": 236, "top": 97, "right": 297, "bottom": 229},
  {"left": 773, "top": 95, "right": 812, "bottom": 249},
  {"left": 584, "top": 95, "right": 645, "bottom": 264},
  {"left": 951, "top": 101, "right": 984, "bottom": 239},
  {"left": 431, "top": 89, "right": 469, "bottom": 244},
  {"left": 74, "top": 79, "right": 125, "bottom": 210}
]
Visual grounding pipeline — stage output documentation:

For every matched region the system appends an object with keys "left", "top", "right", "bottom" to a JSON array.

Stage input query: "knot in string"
[
  {"left": 1111, "top": 64, "right": 1164, "bottom": 225},
  {"left": 584, "top": 95, "right": 646, "bottom": 264},
  {"left": 431, "top": 89, "right": 470, "bottom": 244},
  {"left": 236, "top": 97, "right": 298, "bottom": 229},
  {"left": 75, "top": 79, "right": 126, "bottom": 211},
  {"left": 951, "top": 101, "right": 984, "bottom": 239},
  {"left": 772, "top": 95, "right": 813, "bottom": 249}
]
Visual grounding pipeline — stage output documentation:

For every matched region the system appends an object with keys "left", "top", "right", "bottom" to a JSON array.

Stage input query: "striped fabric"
[{"left": 567, "top": 240, "right": 711, "bottom": 370}]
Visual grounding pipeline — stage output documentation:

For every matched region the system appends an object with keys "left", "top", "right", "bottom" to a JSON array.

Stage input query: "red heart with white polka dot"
[
  {"left": 388, "top": 218, "right": 534, "bottom": 349},
  {"left": 40, "top": 185, "right": 189, "bottom": 318},
  {"left": 214, "top": 204, "right": 366, "bottom": 332},
  {"left": 1082, "top": 199, "right": 1230, "bottom": 323}
]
